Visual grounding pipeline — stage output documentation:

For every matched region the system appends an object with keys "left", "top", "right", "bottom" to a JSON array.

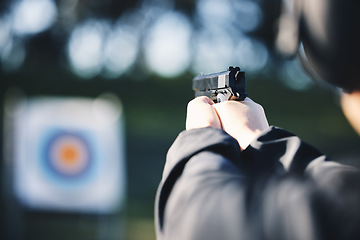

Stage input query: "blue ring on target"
[{"left": 42, "top": 130, "right": 94, "bottom": 182}]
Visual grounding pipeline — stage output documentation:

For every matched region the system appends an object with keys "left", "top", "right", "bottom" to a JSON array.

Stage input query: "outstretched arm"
[{"left": 155, "top": 97, "right": 360, "bottom": 240}]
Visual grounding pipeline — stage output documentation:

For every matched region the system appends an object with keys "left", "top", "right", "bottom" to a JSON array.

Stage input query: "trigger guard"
[{"left": 216, "top": 94, "right": 227, "bottom": 103}]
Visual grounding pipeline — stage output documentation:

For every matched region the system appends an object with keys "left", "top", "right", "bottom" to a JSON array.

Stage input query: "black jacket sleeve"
[{"left": 155, "top": 126, "right": 360, "bottom": 240}]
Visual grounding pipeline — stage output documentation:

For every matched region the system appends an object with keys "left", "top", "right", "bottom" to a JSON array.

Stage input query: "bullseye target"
[
  {"left": 7, "top": 95, "right": 126, "bottom": 213},
  {"left": 43, "top": 131, "right": 93, "bottom": 180}
]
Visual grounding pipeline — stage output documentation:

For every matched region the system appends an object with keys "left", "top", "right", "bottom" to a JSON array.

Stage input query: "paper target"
[{"left": 6, "top": 95, "right": 126, "bottom": 213}]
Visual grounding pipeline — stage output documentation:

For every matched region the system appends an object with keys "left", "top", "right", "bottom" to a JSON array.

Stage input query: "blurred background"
[{"left": 1, "top": 0, "right": 360, "bottom": 239}]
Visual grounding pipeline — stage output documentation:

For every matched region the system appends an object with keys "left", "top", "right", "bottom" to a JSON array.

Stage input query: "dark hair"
[{"left": 277, "top": 0, "right": 360, "bottom": 92}]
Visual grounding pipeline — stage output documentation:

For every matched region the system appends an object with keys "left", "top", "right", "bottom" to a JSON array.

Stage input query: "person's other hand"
[
  {"left": 214, "top": 98, "right": 269, "bottom": 150},
  {"left": 186, "top": 96, "right": 221, "bottom": 130}
]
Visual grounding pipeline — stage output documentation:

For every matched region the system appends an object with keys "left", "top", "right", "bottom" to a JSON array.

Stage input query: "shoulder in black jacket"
[{"left": 155, "top": 127, "right": 360, "bottom": 240}]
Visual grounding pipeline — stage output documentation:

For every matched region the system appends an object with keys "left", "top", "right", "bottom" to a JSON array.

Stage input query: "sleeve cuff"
[
  {"left": 163, "top": 127, "right": 241, "bottom": 180},
  {"left": 242, "top": 126, "right": 326, "bottom": 175}
]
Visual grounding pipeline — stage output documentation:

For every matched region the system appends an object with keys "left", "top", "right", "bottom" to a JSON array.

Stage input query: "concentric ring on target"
[{"left": 43, "top": 131, "right": 93, "bottom": 179}]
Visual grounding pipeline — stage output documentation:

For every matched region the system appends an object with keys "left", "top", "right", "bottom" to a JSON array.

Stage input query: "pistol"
[{"left": 193, "top": 66, "right": 247, "bottom": 103}]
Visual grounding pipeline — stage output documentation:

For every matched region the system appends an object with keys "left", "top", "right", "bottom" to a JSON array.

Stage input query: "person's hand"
[
  {"left": 213, "top": 98, "right": 269, "bottom": 150},
  {"left": 186, "top": 96, "right": 221, "bottom": 130},
  {"left": 341, "top": 91, "right": 360, "bottom": 135}
]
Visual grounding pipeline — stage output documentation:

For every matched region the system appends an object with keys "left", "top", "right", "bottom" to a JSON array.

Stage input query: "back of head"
[{"left": 277, "top": 0, "right": 360, "bottom": 92}]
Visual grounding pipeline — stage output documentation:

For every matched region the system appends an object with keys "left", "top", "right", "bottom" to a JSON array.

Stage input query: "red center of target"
[
  {"left": 48, "top": 134, "right": 90, "bottom": 177},
  {"left": 60, "top": 144, "right": 79, "bottom": 167},
  {"left": 44, "top": 131, "right": 93, "bottom": 179}
]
